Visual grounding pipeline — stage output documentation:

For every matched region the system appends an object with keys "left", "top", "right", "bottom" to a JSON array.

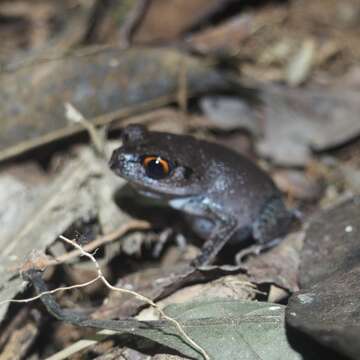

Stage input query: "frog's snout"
[{"left": 109, "top": 149, "right": 124, "bottom": 171}]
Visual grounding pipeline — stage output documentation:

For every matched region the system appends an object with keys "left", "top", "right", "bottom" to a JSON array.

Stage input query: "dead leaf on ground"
[
  {"left": 244, "top": 231, "right": 304, "bottom": 292},
  {"left": 0, "top": 47, "right": 234, "bottom": 162},
  {"left": 0, "top": 146, "right": 128, "bottom": 322},
  {"left": 257, "top": 85, "right": 360, "bottom": 166},
  {"left": 0, "top": 0, "right": 96, "bottom": 66},
  {"left": 200, "top": 95, "right": 260, "bottom": 134},
  {"left": 185, "top": 13, "right": 253, "bottom": 54},
  {"left": 126, "top": 0, "right": 232, "bottom": 45},
  {"left": 286, "top": 196, "right": 360, "bottom": 360},
  {"left": 272, "top": 169, "right": 323, "bottom": 201}
]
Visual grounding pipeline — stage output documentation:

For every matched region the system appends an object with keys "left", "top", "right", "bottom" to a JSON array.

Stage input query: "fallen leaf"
[
  {"left": 286, "top": 196, "right": 360, "bottom": 360},
  {"left": 0, "top": 47, "right": 233, "bottom": 162},
  {"left": 200, "top": 95, "right": 260, "bottom": 133},
  {"left": 245, "top": 231, "right": 304, "bottom": 292},
  {"left": 257, "top": 85, "right": 360, "bottom": 165},
  {"left": 128, "top": 0, "right": 231, "bottom": 44}
]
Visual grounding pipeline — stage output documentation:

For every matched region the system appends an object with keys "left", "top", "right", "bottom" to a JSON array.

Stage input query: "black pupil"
[{"left": 145, "top": 159, "right": 168, "bottom": 179}]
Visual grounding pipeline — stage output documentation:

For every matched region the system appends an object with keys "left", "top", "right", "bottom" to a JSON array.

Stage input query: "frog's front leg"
[
  {"left": 192, "top": 217, "right": 238, "bottom": 267},
  {"left": 169, "top": 197, "right": 238, "bottom": 267}
]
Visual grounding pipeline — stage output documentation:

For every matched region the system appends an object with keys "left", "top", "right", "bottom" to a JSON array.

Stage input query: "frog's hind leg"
[
  {"left": 236, "top": 197, "right": 292, "bottom": 264},
  {"left": 252, "top": 196, "right": 293, "bottom": 245}
]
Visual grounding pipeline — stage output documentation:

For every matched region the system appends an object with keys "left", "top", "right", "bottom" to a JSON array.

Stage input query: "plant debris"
[{"left": 0, "top": 0, "right": 359, "bottom": 359}]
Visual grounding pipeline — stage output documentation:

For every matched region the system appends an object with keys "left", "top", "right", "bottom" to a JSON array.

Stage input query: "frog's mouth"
[
  {"left": 131, "top": 183, "right": 181, "bottom": 201},
  {"left": 135, "top": 187, "right": 164, "bottom": 200}
]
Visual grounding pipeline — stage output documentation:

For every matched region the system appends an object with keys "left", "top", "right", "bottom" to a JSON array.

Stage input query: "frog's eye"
[{"left": 142, "top": 156, "right": 172, "bottom": 179}]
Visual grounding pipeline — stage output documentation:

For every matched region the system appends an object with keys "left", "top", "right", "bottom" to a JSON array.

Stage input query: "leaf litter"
[{"left": 0, "top": 0, "right": 359, "bottom": 359}]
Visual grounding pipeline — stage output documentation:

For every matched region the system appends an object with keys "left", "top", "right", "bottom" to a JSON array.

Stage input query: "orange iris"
[{"left": 142, "top": 156, "right": 171, "bottom": 178}]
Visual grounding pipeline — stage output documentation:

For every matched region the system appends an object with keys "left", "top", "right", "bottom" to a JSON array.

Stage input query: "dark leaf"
[{"left": 286, "top": 196, "right": 360, "bottom": 360}]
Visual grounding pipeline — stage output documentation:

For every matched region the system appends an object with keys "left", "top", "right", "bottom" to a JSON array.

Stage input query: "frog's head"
[{"left": 109, "top": 124, "right": 206, "bottom": 199}]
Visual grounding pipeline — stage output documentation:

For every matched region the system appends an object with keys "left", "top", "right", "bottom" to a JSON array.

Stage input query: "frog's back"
[{"left": 197, "top": 139, "right": 282, "bottom": 228}]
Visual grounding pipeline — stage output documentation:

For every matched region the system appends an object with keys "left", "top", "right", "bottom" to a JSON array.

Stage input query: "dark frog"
[{"left": 109, "top": 124, "right": 293, "bottom": 267}]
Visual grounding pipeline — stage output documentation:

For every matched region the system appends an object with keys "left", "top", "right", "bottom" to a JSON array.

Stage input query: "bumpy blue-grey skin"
[{"left": 109, "top": 124, "right": 292, "bottom": 266}]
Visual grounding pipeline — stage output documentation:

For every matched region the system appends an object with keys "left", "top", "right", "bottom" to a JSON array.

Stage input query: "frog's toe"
[{"left": 235, "top": 238, "right": 282, "bottom": 264}]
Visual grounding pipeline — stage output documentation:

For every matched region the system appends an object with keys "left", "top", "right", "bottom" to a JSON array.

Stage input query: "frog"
[{"left": 109, "top": 124, "right": 293, "bottom": 267}]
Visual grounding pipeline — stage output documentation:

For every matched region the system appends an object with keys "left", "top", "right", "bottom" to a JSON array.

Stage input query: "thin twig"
[
  {"left": 119, "top": 0, "right": 150, "bottom": 47},
  {"left": 0, "top": 276, "right": 101, "bottom": 306},
  {"left": 58, "top": 235, "right": 210, "bottom": 360},
  {"left": 177, "top": 57, "right": 188, "bottom": 114},
  {"left": 65, "top": 102, "right": 106, "bottom": 156},
  {"left": 46, "top": 220, "right": 150, "bottom": 266}
]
